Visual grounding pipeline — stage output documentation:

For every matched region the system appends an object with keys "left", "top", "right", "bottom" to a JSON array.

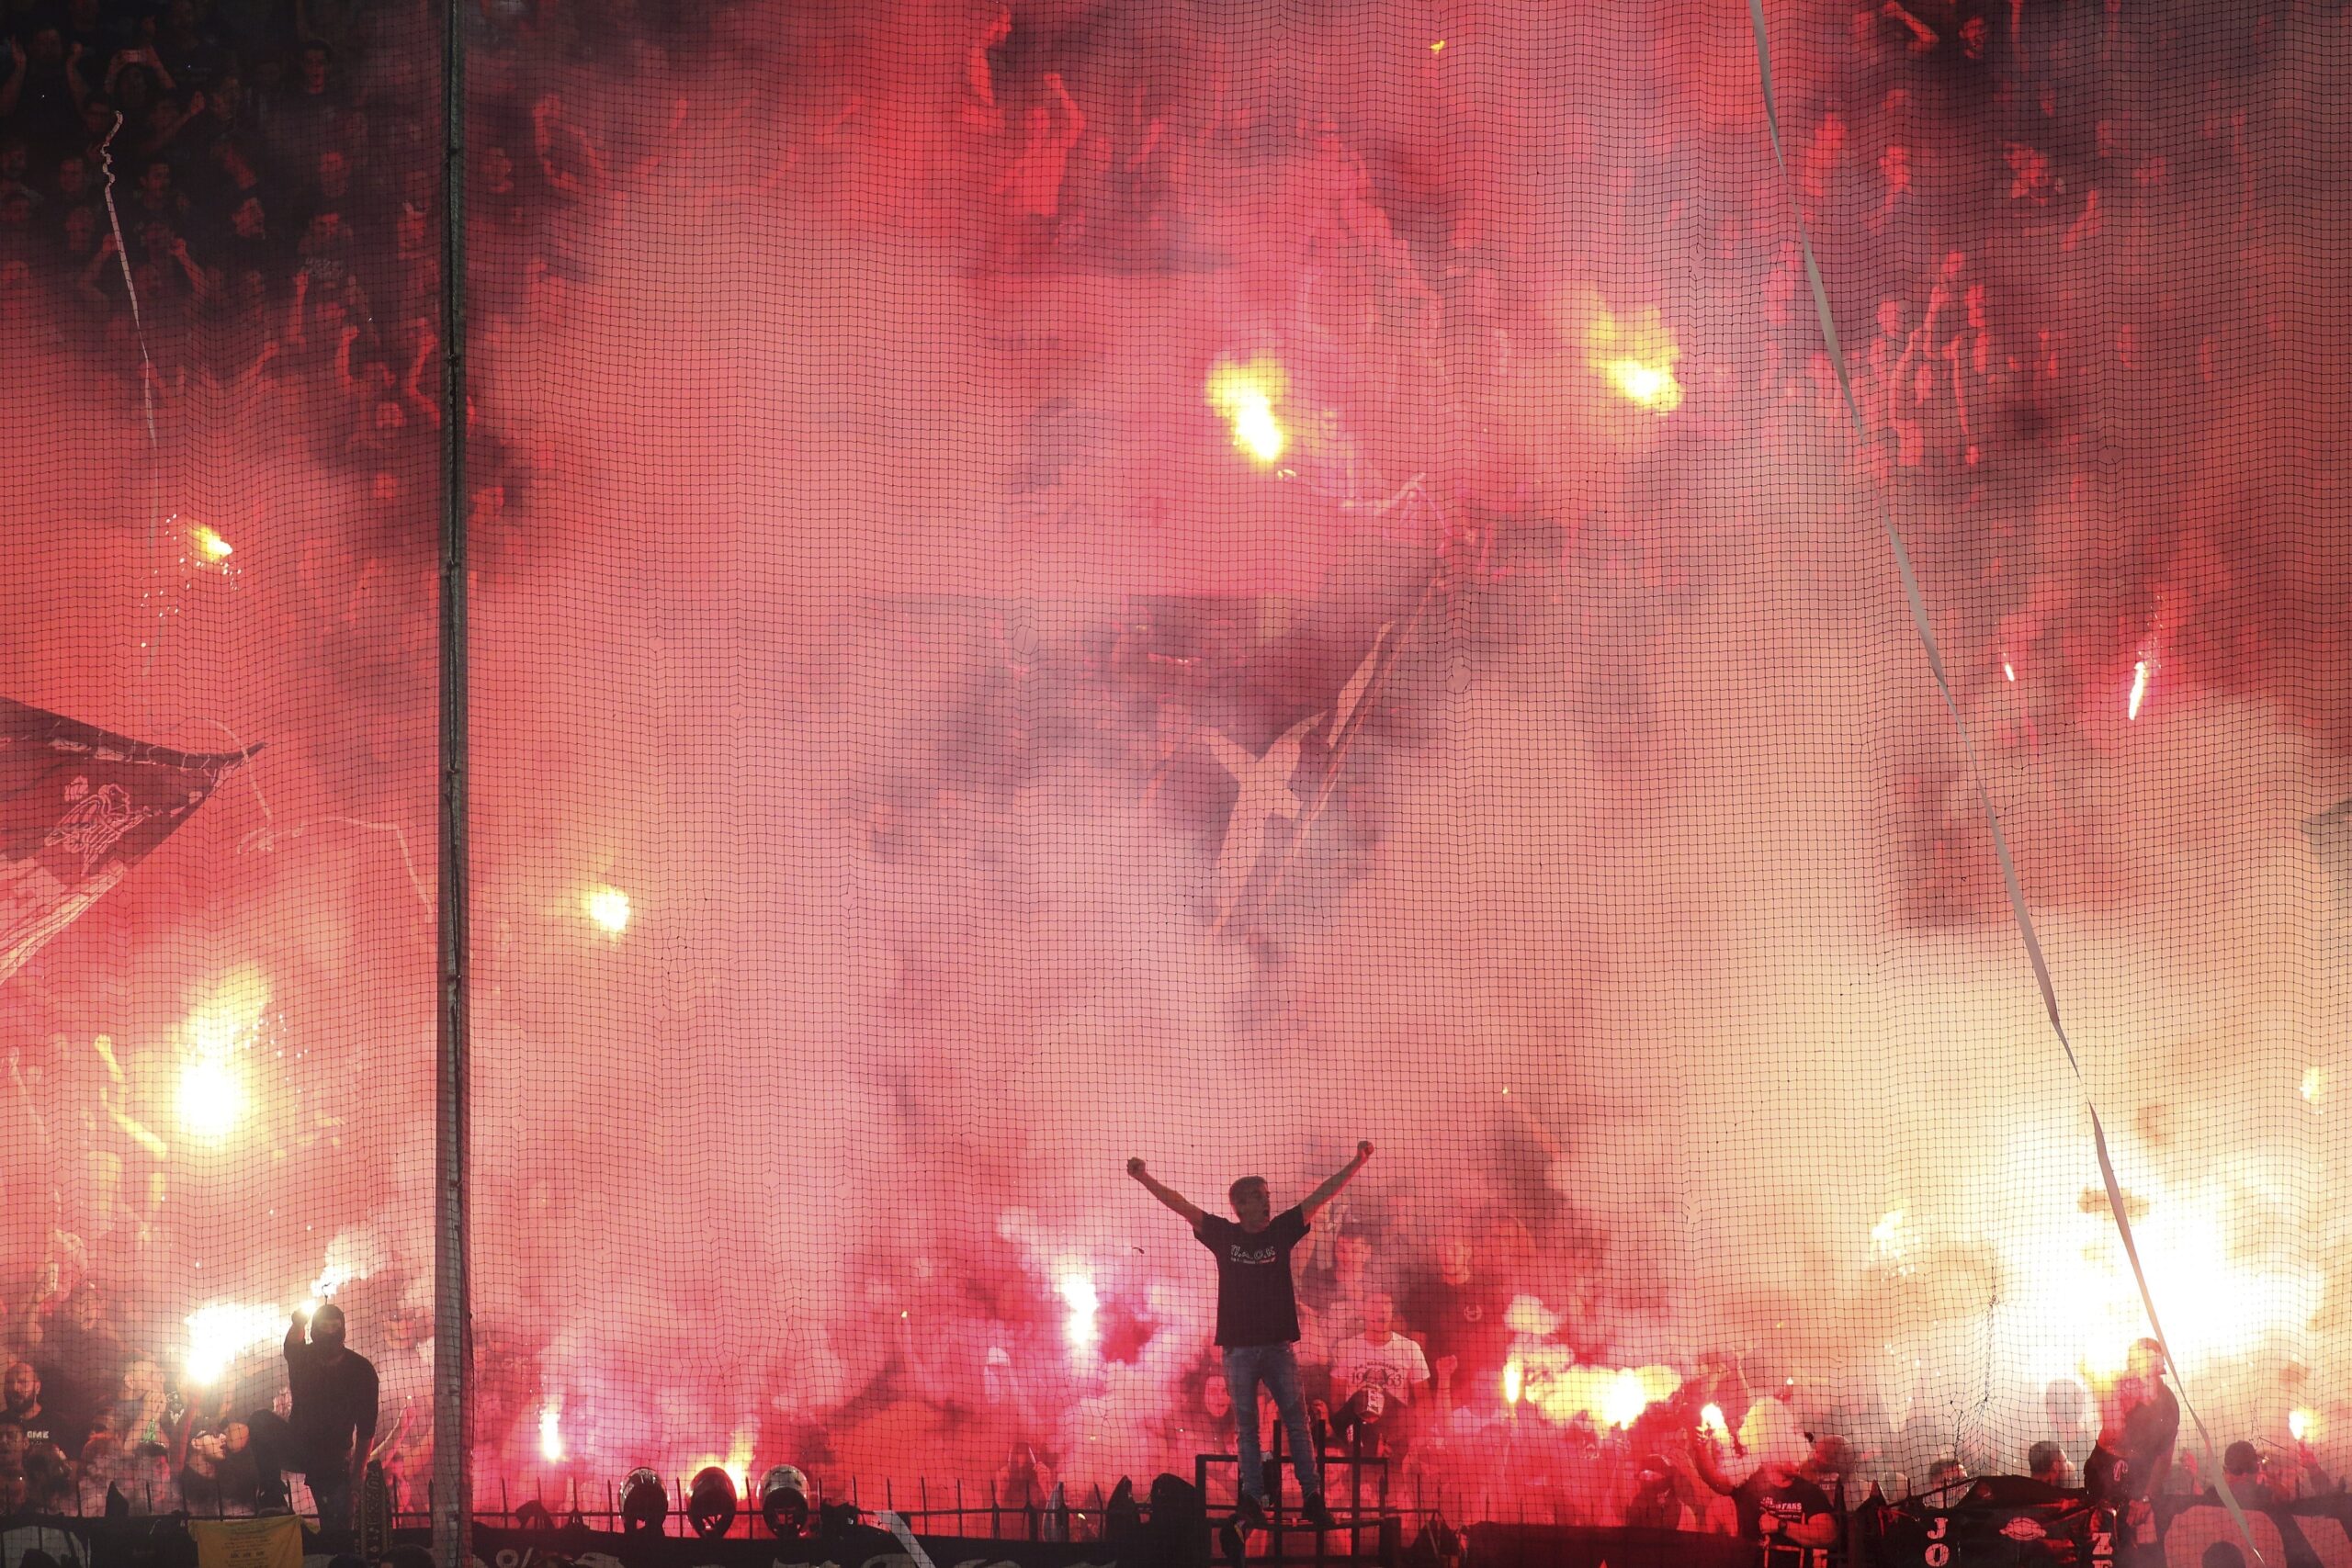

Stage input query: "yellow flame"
[
  {"left": 2003, "top": 658, "right": 2017, "bottom": 682},
  {"left": 190, "top": 525, "right": 234, "bottom": 563},
  {"left": 178, "top": 970, "right": 266, "bottom": 1141},
  {"left": 2127, "top": 659, "right": 2152, "bottom": 720},
  {"left": 1205, "top": 358, "right": 1288, "bottom": 464},
  {"left": 187, "top": 969, "right": 270, "bottom": 1057},
  {"left": 1601, "top": 1369, "right": 1652, "bottom": 1428},
  {"left": 684, "top": 1433, "right": 758, "bottom": 1500},
  {"left": 584, "top": 885, "right": 631, "bottom": 934},
  {"left": 2290, "top": 1409, "right": 2316, "bottom": 1443},
  {"left": 178, "top": 1056, "right": 245, "bottom": 1140},
  {"left": 1057, "top": 1271, "right": 1099, "bottom": 1350},
  {"left": 184, "top": 1302, "right": 283, "bottom": 1386},
  {"left": 1701, "top": 1403, "right": 1730, "bottom": 1442},
  {"left": 1430, "top": 39, "right": 1445, "bottom": 51},
  {"left": 540, "top": 1403, "right": 565, "bottom": 1461},
  {"left": 1603, "top": 358, "right": 1682, "bottom": 412},
  {"left": 1506, "top": 1348, "right": 1678, "bottom": 1429},
  {"left": 1582, "top": 297, "right": 1683, "bottom": 413},
  {"left": 2303, "top": 1067, "right": 2325, "bottom": 1105}
]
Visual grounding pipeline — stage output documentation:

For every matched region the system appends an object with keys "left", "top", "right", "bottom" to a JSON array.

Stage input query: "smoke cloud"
[{"left": 2, "top": 0, "right": 2346, "bottom": 1513}]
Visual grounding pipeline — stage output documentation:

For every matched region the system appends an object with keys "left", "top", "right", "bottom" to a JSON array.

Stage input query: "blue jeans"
[{"left": 1222, "top": 1343, "right": 1321, "bottom": 1503}]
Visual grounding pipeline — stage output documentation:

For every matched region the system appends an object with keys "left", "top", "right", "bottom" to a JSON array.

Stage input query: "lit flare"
[
  {"left": 1057, "top": 1271, "right": 1099, "bottom": 1352},
  {"left": 1582, "top": 297, "right": 1683, "bottom": 414},
  {"left": 1602, "top": 358, "right": 1682, "bottom": 412},
  {"left": 185, "top": 1302, "right": 284, "bottom": 1386},
  {"left": 177, "top": 1056, "right": 245, "bottom": 1140},
  {"left": 1204, "top": 358, "right": 1288, "bottom": 465},
  {"left": 584, "top": 885, "right": 631, "bottom": 934}
]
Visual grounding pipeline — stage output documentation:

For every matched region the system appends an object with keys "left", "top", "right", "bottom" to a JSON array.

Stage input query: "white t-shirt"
[{"left": 1330, "top": 1334, "right": 1431, "bottom": 1405}]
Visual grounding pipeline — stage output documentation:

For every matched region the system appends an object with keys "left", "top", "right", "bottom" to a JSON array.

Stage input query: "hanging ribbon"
[{"left": 1741, "top": 4, "right": 2264, "bottom": 1561}]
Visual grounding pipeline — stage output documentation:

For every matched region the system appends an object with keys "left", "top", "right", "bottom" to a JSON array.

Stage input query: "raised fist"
[
  {"left": 1126, "top": 1157, "right": 1147, "bottom": 1179},
  {"left": 1358, "top": 1140, "right": 1374, "bottom": 1158}
]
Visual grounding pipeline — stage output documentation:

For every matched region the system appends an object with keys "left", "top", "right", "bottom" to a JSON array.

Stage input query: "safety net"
[{"left": 2, "top": 0, "right": 2346, "bottom": 1562}]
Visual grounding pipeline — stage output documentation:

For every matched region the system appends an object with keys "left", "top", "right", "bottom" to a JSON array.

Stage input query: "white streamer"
[
  {"left": 1740, "top": 2, "right": 2265, "bottom": 1561},
  {"left": 878, "top": 1512, "right": 937, "bottom": 1568},
  {"left": 95, "top": 111, "right": 157, "bottom": 446}
]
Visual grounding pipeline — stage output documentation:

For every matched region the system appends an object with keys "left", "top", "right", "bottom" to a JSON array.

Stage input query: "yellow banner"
[{"left": 189, "top": 1516, "right": 304, "bottom": 1568}]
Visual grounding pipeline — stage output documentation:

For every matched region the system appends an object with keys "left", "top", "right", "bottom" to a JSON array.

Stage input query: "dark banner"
[
  {"left": 1869, "top": 1494, "right": 2352, "bottom": 1567},
  {"left": 1465, "top": 1522, "right": 1756, "bottom": 1568},
  {"left": 0, "top": 697, "right": 256, "bottom": 989},
  {"left": 458, "top": 1523, "right": 1123, "bottom": 1568},
  {"left": 23, "top": 1501, "right": 2348, "bottom": 1568}
]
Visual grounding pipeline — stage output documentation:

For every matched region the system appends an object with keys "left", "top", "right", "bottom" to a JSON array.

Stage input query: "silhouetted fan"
[
  {"left": 1147, "top": 1473, "right": 1210, "bottom": 1568},
  {"left": 1103, "top": 1475, "right": 1142, "bottom": 1549}
]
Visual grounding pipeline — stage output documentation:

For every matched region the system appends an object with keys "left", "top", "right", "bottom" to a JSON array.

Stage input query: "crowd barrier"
[{"left": 8, "top": 1490, "right": 2349, "bottom": 1568}]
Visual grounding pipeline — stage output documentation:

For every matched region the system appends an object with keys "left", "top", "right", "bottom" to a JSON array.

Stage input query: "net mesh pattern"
[{"left": 1, "top": 0, "right": 2346, "bottom": 1547}]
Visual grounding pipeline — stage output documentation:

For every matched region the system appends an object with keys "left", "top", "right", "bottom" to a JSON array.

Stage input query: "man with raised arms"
[{"left": 1129, "top": 1143, "right": 1374, "bottom": 1539}]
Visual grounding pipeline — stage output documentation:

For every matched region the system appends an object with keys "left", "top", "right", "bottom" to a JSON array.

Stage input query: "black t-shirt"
[
  {"left": 1733, "top": 1469, "right": 1834, "bottom": 1544},
  {"left": 2122, "top": 1386, "right": 2178, "bottom": 1486},
  {"left": 2087, "top": 1385, "right": 2180, "bottom": 1505},
  {"left": 1194, "top": 1207, "right": 1310, "bottom": 1348},
  {"left": 1404, "top": 1278, "right": 1510, "bottom": 1376},
  {"left": 7, "top": 1407, "right": 56, "bottom": 1451},
  {"left": 285, "top": 1341, "right": 379, "bottom": 1474}
]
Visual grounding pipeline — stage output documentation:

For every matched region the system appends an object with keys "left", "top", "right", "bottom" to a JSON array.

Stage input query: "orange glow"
[
  {"left": 1204, "top": 357, "right": 1288, "bottom": 464},
  {"left": 179, "top": 970, "right": 266, "bottom": 1141},
  {"left": 1603, "top": 358, "right": 1682, "bottom": 412},
  {"left": 1057, "top": 1271, "right": 1099, "bottom": 1351},
  {"left": 685, "top": 1434, "right": 756, "bottom": 1502},
  {"left": 184, "top": 1302, "right": 284, "bottom": 1386},
  {"left": 177, "top": 1055, "right": 244, "bottom": 1139},
  {"left": 1581, "top": 297, "right": 1684, "bottom": 413},
  {"left": 584, "top": 885, "right": 631, "bottom": 934}
]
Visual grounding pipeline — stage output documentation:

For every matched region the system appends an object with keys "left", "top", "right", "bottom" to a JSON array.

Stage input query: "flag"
[
  {"left": 1134, "top": 536, "right": 1441, "bottom": 931},
  {"left": 0, "top": 697, "right": 258, "bottom": 990},
  {"left": 189, "top": 1515, "right": 302, "bottom": 1568}
]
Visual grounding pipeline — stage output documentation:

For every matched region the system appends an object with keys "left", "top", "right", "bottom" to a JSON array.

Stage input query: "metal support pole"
[{"left": 430, "top": 0, "right": 470, "bottom": 1552}]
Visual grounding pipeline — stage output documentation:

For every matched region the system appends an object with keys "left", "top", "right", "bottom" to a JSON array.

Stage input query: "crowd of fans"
[
  {"left": 0, "top": 0, "right": 439, "bottom": 427},
  {"left": 0, "top": 0, "right": 2334, "bottom": 1544},
  {"left": 1158, "top": 1229, "right": 2342, "bottom": 1533}
]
